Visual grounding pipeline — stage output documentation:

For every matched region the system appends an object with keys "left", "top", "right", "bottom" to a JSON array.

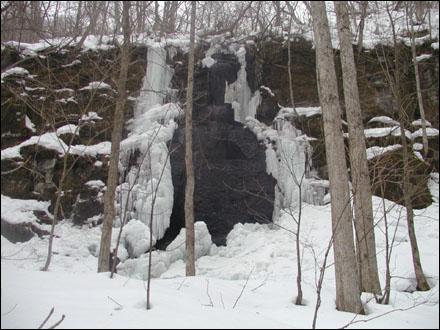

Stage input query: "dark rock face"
[
  {"left": 157, "top": 53, "right": 276, "bottom": 247},
  {"left": 369, "top": 149, "right": 433, "bottom": 209},
  {"left": 1, "top": 45, "right": 147, "bottom": 227},
  {"left": 1, "top": 218, "right": 50, "bottom": 243}
]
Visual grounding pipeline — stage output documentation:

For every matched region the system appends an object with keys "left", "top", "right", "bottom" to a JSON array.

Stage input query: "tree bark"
[
  {"left": 310, "top": 1, "right": 364, "bottom": 314},
  {"left": 334, "top": 1, "right": 381, "bottom": 295},
  {"left": 98, "top": 1, "right": 131, "bottom": 273},
  {"left": 185, "top": 0, "right": 197, "bottom": 277}
]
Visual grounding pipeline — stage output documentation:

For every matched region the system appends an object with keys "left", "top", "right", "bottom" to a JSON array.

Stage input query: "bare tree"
[
  {"left": 310, "top": 1, "right": 364, "bottom": 314},
  {"left": 382, "top": 2, "right": 430, "bottom": 291},
  {"left": 185, "top": 0, "right": 197, "bottom": 277},
  {"left": 334, "top": 0, "right": 381, "bottom": 295},
  {"left": 98, "top": 0, "right": 131, "bottom": 273}
]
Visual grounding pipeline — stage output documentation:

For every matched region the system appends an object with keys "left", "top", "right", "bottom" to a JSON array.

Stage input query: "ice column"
[
  {"left": 224, "top": 46, "right": 261, "bottom": 124},
  {"left": 135, "top": 45, "right": 174, "bottom": 117},
  {"left": 115, "top": 43, "right": 181, "bottom": 242}
]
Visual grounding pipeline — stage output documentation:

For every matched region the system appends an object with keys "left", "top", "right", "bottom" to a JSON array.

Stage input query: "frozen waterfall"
[
  {"left": 247, "top": 113, "right": 326, "bottom": 220},
  {"left": 115, "top": 43, "right": 182, "bottom": 244},
  {"left": 222, "top": 44, "right": 325, "bottom": 219},
  {"left": 224, "top": 46, "right": 261, "bottom": 124}
]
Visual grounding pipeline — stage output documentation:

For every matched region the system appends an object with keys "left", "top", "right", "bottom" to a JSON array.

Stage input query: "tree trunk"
[
  {"left": 384, "top": 4, "right": 430, "bottom": 292},
  {"left": 357, "top": 1, "right": 368, "bottom": 56},
  {"left": 97, "top": 1, "right": 131, "bottom": 273},
  {"left": 409, "top": 6, "right": 429, "bottom": 158},
  {"left": 334, "top": 1, "right": 381, "bottom": 295},
  {"left": 398, "top": 118, "right": 431, "bottom": 291},
  {"left": 185, "top": 0, "right": 197, "bottom": 277},
  {"left": 310, "top": 1, "right": 364, "bottom": 315}
]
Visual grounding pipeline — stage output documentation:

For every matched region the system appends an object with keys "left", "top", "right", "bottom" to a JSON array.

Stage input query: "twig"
[
  {"left": 220, "top": 293, "right": 225, "bottom": 309},
  {"left": 177, "top": 277, "right": 187, "bottom": 290},
  {"left": 338, "top": 299, "right": 434, "bottom": 329},
  {"left": 233, "top": 266, "right": 254, "bottom": 309},
  {"left": 1, "top": 304, "right": 17, "bottom": 316},
  {"left": 108, "top": 295, "right": 123, "bottom": 309},
  {"left": 47, "top": 314, "right": 65, "bottom": 329},
  {"left": 37, "top": 307, "right": 54, "bottom": 329},
  {"left": 204, "top": 279, "right": 214, "bottom": 307},
  {"left": 251, "top": 272, "right": 270, "bottom": 292},
  {"left": 37, "top": 307, "right": 65, "bottom": 329}
]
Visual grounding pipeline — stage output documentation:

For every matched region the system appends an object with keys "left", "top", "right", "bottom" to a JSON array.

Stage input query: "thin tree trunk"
[
  {"left": 398, "top": 117, "right": 431, "bottom": 291},
  {"left": 409, "top": 6, "right": 429, "bottom": 158},
  {"left": 98, "top": 1, "right": 131, "bottom": 273},
  {"left": 310, "top": 1, "right": 364, "bottom": 315},
  {"left": 41, "top": 154, "right": 68, "bottom": 271},
  {"left": 357, "top": 1, "right": 368, "bottom": 56},
  {"left": 74, "top": 2, "right": 99, "bottom": 51},
  {"left": 334, "top": 1, "right": 381, "bottom": 295},
  {"left": 74, "top": 1, "right": 83, "bottom": 36},
  {"left": 385, "top": 4, "right": 430, "bottom": 292},
  {"left": 287, "top": 14, "right": 299, "bottom": 117},
  {"left": 184, "top": 0, "right": 197, "bottom": 277}
]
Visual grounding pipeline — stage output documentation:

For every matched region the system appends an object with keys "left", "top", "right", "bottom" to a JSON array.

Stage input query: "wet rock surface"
[{"left": 157, "top": 53, "right": 276, "bottom": 247}]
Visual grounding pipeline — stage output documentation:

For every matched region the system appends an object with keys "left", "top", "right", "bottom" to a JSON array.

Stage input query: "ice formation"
[
  {"left": 222, "top": 44, "right": 325, "bottom": 217},
  {"left": 224, "top": 46, "right": 261, "bottom": 124},
  {"left": 115, "top": 43, "right": 182, "bottom": 244},
  {"left": 117, "top": 221, "right": 213, "bottom": 278},
  {"left": 246, "top": 111, "right": 326, "bottom": 219}
]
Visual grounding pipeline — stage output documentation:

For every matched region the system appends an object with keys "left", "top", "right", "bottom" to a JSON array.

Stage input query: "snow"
[
  {"left": 412, "top": 127, "right": 439, "bottom": 138},
  {"left": 344, "top": 126, "right": 413, "bottom": 139},
  {"left": 369, "top": 116, "right": 400, "bottom": 126},
  {"left": 123, "top": 219, "right": 155, "bottom": 258},
  {"left": 366, "top": 144, "right": 402, "bottom": 160},
  {"left": 1, "top": 194, "right": 50, "bottom": 225},
  {"left": 81, "top": 112, "right": 103, "bottom": 121},
  {"left": 56, "top": 124, "right": 79, "bottom": 136},
  {"left": 85, "top": 180, "right": 106, "bottom": 190},
  {"left": 415, "top": 54, "right": 432, "bottom": 62},
  {"left": 1, "top": 173, "right": 439, "bottom": 328},
  {"left": 412, "top": 119, "right": 432, "bottom": 127},
  {"left": 202, "top": 56, "right": 216, "bottom": 68},
  {"left": 277, "top": 106, "right": 322, "bottom": 118},
  {"left": 1, "top": 67, "right": 34, "bottom": 83},
  {"left": 61, "top": 60, "right": 81, "bottom": 68},
  {"left": 80, "top": 81, "right": 112, "bottom": 91},
  {"left": 1, "top": 17, "right": 439, "bottom": 329},
  {"left": 118, "top": 222, "right": 213, "bottom": 279},
  {"left": 1, "top": 130, "right": 111, "bottom": 160},
  {"left": 259, "top": 86, "right": 275, "bottom": 97},
  {"left": 24, "top": 115, "right": 36, "bottom": 133}
]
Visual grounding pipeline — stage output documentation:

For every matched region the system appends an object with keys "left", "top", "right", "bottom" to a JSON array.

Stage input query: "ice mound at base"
[{"left": 117, "top": 221, "right": 213, "bottom": 278}]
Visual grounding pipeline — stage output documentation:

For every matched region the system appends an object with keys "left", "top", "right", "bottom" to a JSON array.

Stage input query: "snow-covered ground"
[
  {"left": 1, "top": 173, "right": 438, "bottom": 329},
  {"left": 1, "top": 5, "right": 439, "bottom": 328}
]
